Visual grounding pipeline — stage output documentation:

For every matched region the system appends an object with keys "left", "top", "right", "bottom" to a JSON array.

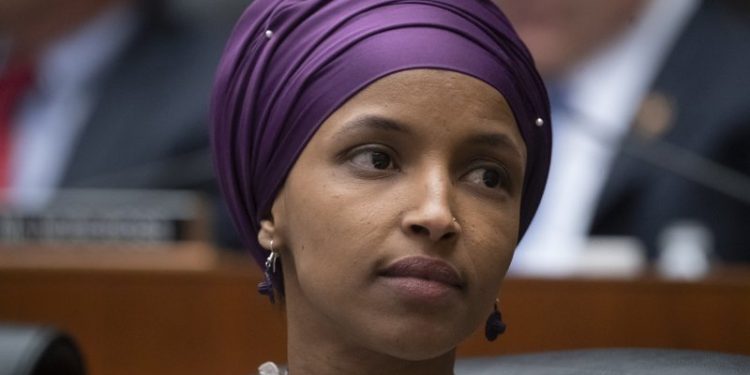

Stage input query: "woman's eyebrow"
[
  {"left": 465, "top": 132, "right": 524, "bottom": 158},
  {"left": 332, "top": 115, "right": 413, "bottom": 140}
]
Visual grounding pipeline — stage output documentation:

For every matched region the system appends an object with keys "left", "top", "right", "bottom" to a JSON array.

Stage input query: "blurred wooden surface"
[
  {"left": 1, "top": 247, "right": 749, "bottom": 375},
  {"left": 462, "top": 267, "right": 750, "bottom": 358}
]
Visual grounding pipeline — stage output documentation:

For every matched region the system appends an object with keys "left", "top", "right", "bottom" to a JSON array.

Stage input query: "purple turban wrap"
[{"left": 211, "top": 0, "right": 552, "bottom": 295}]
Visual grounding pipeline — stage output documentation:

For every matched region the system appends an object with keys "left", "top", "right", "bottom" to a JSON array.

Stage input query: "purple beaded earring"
[{"left": 485, "top": 299, "right": 507, "bottom": 341}]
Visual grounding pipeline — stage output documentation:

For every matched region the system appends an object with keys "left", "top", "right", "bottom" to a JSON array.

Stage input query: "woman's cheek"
[{"left": 467, "top": 227, "right": 515, "bottom": 291}]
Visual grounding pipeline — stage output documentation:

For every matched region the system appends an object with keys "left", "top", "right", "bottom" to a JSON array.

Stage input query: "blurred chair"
[
  {"left": 455, "top": 348, "right": 750, "bottom": 374},
  {"left": 0, "top": 325, "right": 85, "bottom": 375}
]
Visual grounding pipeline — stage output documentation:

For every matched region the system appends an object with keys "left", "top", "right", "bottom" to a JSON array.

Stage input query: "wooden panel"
[
  {"left": 459, "top": 271, "right": 750, "bottom": 357},
  {"left": 0, "top": 248, "right": 286, "bottom": 375},
  {"left": 1, "top": 248, "right": 749, "bottom": 375}
]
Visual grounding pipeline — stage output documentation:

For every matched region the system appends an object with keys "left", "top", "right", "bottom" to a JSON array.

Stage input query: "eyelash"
[
  {"left": 462, "top": 162, "right": 512, "bottom": 192},
  {"left": 343, "top": 145, "right": 512, "bottom": 192},
  {"left": 344, "top": 145, "right": 400, "bottom": 177}
]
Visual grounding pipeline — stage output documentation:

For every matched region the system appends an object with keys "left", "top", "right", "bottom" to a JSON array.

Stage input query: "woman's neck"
[
  {"left": 284, "top": 295, "right": 456, "bottom": 375},
  {"left": 286, "top": 335, "right": 456, "bottom": 375},
  {"left": 280, "top": 267, "right": 458, "bottom": 375}
]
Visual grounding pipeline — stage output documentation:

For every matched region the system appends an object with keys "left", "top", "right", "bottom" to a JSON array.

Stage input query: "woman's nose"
[{"left": 401, "top": 169, "right": 460, "bottom": 242}]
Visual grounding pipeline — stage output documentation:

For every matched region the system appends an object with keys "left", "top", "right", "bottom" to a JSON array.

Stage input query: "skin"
[
  {"left": 258, "top": 69, "right": 527, "bottom": 375},
  {"left": 0, "top": 0, "right": 127, "bottom": 59},
  {"left": 494, "top": 0, "right": 648, "bottom": 79}
]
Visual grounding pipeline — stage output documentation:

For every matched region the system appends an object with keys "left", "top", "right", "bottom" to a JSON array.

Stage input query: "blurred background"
[
  {"left": 497, "top": 0, "right": 750, "bottom": 278},
  {"left": 1, "top": 0, "right": 749, "bottom": 374},
  {"left": 0, "top": 0, "right": 250, "bottom": 250}
]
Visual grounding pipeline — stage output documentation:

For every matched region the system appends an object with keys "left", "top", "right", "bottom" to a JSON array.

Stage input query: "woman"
[{"left": 211, "top": 0, "right": 551, "bottom": 374}]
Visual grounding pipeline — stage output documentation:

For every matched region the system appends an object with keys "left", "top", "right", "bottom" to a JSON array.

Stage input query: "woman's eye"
[
  {"left": 465, "top": 167, "right": 509, "bottom": 190},
  {"left": 349, "top": 149, "right": 395, "bottom": 170}
]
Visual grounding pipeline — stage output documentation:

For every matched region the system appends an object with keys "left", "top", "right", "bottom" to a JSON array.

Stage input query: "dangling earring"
[
  {"left": 485, "top": 299, "right": 506, "bottom": 341},
  {"left": 258, "top": 239, "right": 279, "bottom": 304}
]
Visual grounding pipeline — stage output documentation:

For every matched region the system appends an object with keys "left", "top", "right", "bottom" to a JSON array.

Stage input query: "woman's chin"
[
  {"left": 362, "top": 319, "right": 471, "bottom": 361},
  {"left": 377, "top": 337, "right": 458, "bottom": 362}
]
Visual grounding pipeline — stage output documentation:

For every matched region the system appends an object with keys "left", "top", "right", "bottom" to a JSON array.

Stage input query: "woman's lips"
[
  {"left": 378, "top": 256, "right": 464, "bottom": 302},
  {"left": 380, "top": 256, "right": 464, "bottom": 288}
]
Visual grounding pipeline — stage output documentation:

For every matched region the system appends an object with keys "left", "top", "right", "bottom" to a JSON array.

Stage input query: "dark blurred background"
[{"left": 1, "top": 0, "right": 251, "bottom": 250}]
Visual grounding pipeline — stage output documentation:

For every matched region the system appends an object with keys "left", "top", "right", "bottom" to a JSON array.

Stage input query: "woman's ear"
[
  {"left": 259, "top": 190, "right": 287, "bottom": 251},
  {"left": 257, "top": 218, "right": 276, "bottom": 251}
]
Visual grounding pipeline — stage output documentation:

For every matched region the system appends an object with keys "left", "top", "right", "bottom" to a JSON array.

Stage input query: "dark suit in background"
[
  {"left": 72, "top": 2, "right": 241, "bottom": 248},
  {"left": 3, "top": 1, "right": 239, "bottom": 248},
  {"left": 591, "top": 0, "right": 750, "bottom": 262},
  {"left": 63, "top": 2, "right": 219, "bottom": 191}
]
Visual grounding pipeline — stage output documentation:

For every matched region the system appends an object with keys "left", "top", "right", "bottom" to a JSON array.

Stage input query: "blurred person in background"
[
  {"left": 496, "top": 0, "right": 750, "bottom": 274},
  {"left": 0, "top": 0, "right": 238, "bottom": 247}
]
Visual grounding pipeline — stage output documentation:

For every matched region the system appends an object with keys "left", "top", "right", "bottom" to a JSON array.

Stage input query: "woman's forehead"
[
  {"left": 322, "top": 69, "right": 520, "bottom": 137},
  {"left": 355, "top": 69, "right": 508, "bottom": 104}
]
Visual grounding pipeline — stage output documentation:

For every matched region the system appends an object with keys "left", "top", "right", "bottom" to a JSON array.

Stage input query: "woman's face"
[{"left": 262, "top": 69, "right": 526, "bottom": 360}]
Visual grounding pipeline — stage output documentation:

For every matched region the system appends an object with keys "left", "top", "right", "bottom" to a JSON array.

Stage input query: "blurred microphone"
[
  {"left": 625, "top": 91, "right": 750, "bottom": 206},
  {"left": 568, "top": 91, "right": 749, "bottom": 275},
  {"left": 580, "top": 91, "right": 750, "bottom": 206}
]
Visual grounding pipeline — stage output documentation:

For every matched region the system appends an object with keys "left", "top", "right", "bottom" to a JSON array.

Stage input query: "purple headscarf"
[{"left": 211, "top": 0, "right": 551, "bottom": 292}]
